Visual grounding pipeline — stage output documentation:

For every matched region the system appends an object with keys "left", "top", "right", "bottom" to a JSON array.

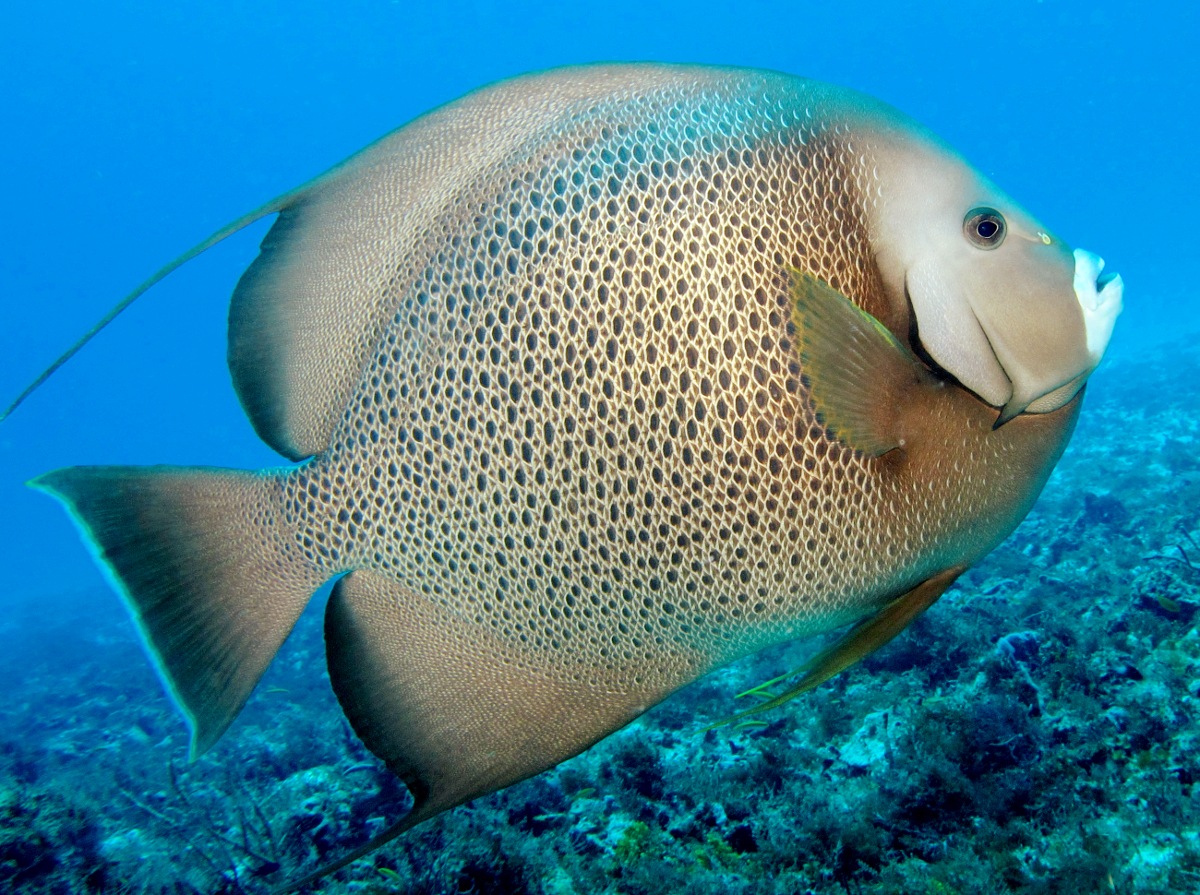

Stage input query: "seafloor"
[{"left": 2, "top": 336, "right": 1198, "bottom": 895}]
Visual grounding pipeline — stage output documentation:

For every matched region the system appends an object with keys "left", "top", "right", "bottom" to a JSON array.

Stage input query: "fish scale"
[{"left": 286, "top": 85, "right": 887, "bottom": 662}]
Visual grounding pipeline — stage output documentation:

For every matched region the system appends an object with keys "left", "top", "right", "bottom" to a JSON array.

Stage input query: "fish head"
[{"left": 863, "top": 126, "right": 1123, "bottom": 423}]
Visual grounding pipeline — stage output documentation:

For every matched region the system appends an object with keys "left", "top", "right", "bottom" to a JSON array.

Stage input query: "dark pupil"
[{"left": 977, "top": 218, "right": 999, "bottom": 239}]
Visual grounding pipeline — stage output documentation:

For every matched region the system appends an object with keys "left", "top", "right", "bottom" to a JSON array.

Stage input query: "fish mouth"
[
  {"left": 1072, "top": 248, "right": 1124, "bottom": 364},
  {"left": 996, "top": 249, "right": 1123, "bottom": 424},
  {"left": 903, "top": 250, "right": 1123, "bottom": 427}
]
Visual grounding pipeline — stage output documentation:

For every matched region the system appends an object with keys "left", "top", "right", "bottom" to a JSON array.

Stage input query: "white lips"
[{"left": 1073, "top": 248, "right": 1124, "bottom": 365}]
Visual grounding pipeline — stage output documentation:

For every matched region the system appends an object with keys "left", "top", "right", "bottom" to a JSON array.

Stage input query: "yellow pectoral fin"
[
  {"left": 709, "top": 567, "right": 963, "bottom": 729},
  {"left": 789, "top": 270, "right": 935, "bottom": 457}
]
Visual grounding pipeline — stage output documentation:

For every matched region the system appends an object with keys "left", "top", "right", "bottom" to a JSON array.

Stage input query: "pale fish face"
[{"left": 864, "top": 130, "right": 1123, "bottom": 422}]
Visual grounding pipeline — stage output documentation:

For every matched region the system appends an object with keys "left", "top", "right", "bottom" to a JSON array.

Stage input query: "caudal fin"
[{"left": 32, "top": 465, "right": 326, "bottom": 756}]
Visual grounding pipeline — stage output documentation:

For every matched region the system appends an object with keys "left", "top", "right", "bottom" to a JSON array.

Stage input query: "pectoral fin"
[
  {"left": 789, "top": 270, "right": 936, "bottom": 457},
  {"left": 711, "top": 567, "right": 963, "bottom": 728}
]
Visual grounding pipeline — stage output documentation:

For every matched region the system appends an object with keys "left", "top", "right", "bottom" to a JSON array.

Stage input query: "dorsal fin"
[
  {"left": 0, "top": 194, "right": 297, "bottom": 424},
  {"left": 3, "top": 65, "right": 740, "bottom": 453}
]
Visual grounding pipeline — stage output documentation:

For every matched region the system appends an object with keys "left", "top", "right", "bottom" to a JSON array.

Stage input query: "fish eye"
[{"left": 964, "top": 207, "right": 1006, "bottom": 250}]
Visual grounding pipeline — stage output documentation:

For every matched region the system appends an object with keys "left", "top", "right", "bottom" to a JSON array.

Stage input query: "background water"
[{"left": 0, "top": 2, "right": 1197, "bottom": 892}]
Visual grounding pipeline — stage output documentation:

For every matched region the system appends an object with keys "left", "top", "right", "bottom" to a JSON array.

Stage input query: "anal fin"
[{"left": 316, "top": 569, "right": 699, "bottom": 883}]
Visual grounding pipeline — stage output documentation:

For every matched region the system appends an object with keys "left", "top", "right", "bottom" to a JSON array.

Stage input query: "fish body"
[{"left": 24, "top": 65, "right": 1120, "bottom": 871}]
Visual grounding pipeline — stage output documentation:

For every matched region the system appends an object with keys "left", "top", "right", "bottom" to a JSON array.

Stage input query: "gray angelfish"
[{"left": 7, "top": 64, "right": 1122, "bottom": 884}]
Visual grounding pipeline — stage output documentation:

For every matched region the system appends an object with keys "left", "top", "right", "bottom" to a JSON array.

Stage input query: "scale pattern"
[{"left": 282, "top": 74, "right": 938, "bottom": 674}]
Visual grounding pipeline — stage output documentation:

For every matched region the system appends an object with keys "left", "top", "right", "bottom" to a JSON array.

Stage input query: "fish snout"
[
  {"left": 1072, "top": 248, "right": 1123, "bottom": 365},
  {"left": 994, "top": 246, "right": 1123, "bottom": 423}
]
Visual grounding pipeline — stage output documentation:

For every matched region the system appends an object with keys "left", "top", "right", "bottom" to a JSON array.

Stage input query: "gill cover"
[{"left": 865, "top": 126, "right": 1123, "bottom": 421}]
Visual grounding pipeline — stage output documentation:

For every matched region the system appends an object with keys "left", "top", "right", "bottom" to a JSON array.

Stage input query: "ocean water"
[{"left": 1, "top": 2, "right": 1197, "bottom": 893}]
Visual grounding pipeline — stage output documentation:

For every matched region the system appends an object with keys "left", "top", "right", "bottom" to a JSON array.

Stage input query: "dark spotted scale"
[{"left": 281, "top": 73, "right": 902, "bottom": 674}]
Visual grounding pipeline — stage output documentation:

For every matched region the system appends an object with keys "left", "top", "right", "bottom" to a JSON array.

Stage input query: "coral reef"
[{"left": 2, "top": 338, "right": 1199, "bottom": 894}]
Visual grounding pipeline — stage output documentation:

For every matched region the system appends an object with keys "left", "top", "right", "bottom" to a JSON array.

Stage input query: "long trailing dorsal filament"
[{"left": 0, "top": 191, "right": 306, "bottom": 424}]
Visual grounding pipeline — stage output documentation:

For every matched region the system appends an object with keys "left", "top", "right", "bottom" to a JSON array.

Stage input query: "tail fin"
[{"left": 31, "top": 465, "right": 326, "bottom": 757}]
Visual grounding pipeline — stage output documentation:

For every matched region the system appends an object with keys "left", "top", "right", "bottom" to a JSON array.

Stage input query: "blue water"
[{"left": 1, "top": 2, "right": 1197, "bottom": 892}]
